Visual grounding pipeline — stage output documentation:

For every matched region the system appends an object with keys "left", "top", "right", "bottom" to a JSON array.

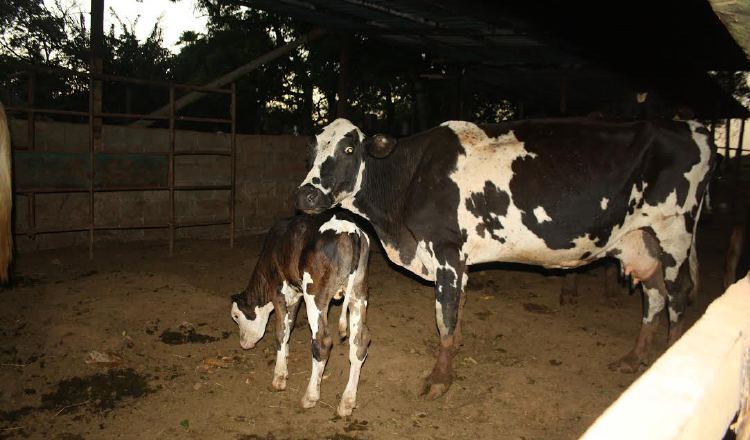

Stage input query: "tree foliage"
[{"left": 0, "top": 0, "right": 516, "bottom": 133}]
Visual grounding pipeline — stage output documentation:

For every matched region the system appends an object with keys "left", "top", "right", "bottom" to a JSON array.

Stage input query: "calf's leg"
[
  {"left": 337, "top": 294, "right": 370, "bottom": 416},
  {"left": 272, "top": 298, "right": 301, "bottom": 391},
  {"left": 338, "top": 293, "right": 350, "bottom": 339},
  {"left": 301, "top": 288, "right": 333, "bottom": 409}
]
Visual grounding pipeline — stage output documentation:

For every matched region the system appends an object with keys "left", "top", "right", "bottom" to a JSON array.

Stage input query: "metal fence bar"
[
  {"left": 9, "top": 70, "right": 236, "bottom": 256},
  {"left": 169, "top": 85, "right": 175, "bottom": 256}
]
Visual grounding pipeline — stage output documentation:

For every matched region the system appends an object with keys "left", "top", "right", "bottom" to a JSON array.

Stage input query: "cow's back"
[{"left": 443, "top": 118, "right": 714, "bottom": 268}]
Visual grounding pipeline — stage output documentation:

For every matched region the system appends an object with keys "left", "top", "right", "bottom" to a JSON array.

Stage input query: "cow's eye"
[{"left": 344, "top": 146, "right": 354, "bottom": 155}]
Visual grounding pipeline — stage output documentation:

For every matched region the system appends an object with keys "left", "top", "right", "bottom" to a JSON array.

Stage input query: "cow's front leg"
[
  {"left": 301, "top": 292, "right": 332, "bottom": 409},
  {"left": 272, "top": 298, "right": 301, "bottom": 391},
  {"left": 423, "top": 248, "right": 467, "bottom": 400}
]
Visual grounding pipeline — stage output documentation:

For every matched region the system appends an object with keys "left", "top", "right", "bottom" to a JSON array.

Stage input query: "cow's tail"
[
  {"left": 0, "top": 102, "right": 12, "bottom": 283},
  {"left": 688, "top": 237, "right": 699, "bottom": 304}
]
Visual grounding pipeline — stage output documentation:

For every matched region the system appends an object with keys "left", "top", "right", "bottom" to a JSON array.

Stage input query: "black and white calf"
[
  {"left": 296, "top": 117, "right": 715, "bottom": 399},
  {"left": 230, "top": 211, "right": 371, "bottom": 416}
]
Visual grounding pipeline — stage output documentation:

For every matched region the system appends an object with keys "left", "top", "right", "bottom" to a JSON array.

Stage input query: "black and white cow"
[
  {"left": 230, "top": 210, "right": 371, "bottom": 416},
  {"left": 296, "top": 117, "right": 715, "bottom": 398}
]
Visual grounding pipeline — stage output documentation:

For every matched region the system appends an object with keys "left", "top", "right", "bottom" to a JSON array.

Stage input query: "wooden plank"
[{"left": 581, "top": 275, "right": 750, "bottom": 439}]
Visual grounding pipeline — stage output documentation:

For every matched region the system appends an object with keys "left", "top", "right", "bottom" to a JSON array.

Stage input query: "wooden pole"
[
  {"left": 725, "top": 118, "right": 732, "bottom": 172},
  {"left": 135, "top": 28, "right": 326, "bottom": 127},
  {"left": 168, "top": 85, "right": 175, "bottom": 256},
  {"left": 90, "top": 0, "right": 104, "bottom": 152}
]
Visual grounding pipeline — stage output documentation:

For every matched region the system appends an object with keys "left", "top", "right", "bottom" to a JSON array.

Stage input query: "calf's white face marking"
[{"left": 231, "top": 301, "right": 274, "bottom": 349}]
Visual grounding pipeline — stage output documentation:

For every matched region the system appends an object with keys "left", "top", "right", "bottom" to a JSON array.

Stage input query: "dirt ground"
[{"left": 0, "top": 213, "right": 738, "bottom": 440}]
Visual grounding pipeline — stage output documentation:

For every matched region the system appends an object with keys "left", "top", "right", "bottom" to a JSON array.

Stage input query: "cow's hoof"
[
  {"left": 271, "top": 375, "right": 287, "bottom": 391},
  {"left": 559, "top": 294, "right": 578, "bottom": 306},
  {"left": 301, "top": 395, "right": 318, "bottom": 409},
  {"left": 337, "top": 398, "right": 356, "bottom": 417},
  {"left": 608, "top": 352, "right": 645, "bottom": 373},
  {"left": 420, "top": 379, "right": 450, "bottom": 400}
]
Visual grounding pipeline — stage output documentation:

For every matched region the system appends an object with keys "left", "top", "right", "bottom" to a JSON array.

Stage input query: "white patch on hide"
[
  {"left": 643, "top": 287, "right": 665, "bottom": 323},
  {"left": 600, "top": 197, "right": 609, "bottom": 210},
  {"left": 533, "top": 206, "right": 552, "bottom": 223},
  {"left": 281, "top": 280, "right": 301, "bottom": 306},
  {"left": 435, "top": 300, "right": 449, "bottom": 336},
  {"left": 302, "top": 271, "right": 320, "bottom": 336},
  {"left": 319, "top": 215, "right": 360, "bottom": 235}
]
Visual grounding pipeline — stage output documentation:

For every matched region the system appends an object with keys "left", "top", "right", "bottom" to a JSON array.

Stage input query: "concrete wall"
[{"left": 10, "top": 119, "right": 309, "bottom": 251}]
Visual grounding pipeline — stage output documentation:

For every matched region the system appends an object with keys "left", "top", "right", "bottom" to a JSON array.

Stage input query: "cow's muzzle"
[{"left": 296, "top": 184, "right": 332, "bottom": 213}]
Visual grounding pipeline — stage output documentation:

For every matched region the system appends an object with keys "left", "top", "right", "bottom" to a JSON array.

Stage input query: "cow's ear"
[{"left": 364, "top": 134, "right": 396, "bottom": 158}]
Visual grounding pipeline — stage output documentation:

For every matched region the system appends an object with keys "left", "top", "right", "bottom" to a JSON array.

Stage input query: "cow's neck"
[{"left": 347, "top": 135, "right": 426, "bottom": 242}]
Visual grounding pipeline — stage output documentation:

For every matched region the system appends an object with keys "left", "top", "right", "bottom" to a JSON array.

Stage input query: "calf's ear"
[{"left": 364, "top": 134, "right": 396, "bottom": 158}]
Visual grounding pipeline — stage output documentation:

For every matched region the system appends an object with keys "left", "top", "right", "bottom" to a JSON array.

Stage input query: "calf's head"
[
  {"left": 296, "top": 118, "right": 396, "bottom": 213},
  {"left": 230, "top": 293, "right": 274, "bottom": 349}
]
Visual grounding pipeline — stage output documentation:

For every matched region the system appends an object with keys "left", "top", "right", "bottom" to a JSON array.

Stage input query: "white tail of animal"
[{"left": 0, "top": 102, "right": 13, "bottom": 282}]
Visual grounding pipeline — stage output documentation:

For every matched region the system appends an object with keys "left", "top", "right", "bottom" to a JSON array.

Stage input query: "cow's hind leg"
[
  {"left": 272, "top": 296, "right": 301, "bottom": 391},
  {"left": 666, "top": 239, "right": 698, "bottom": 345},
  {"left": 560, "top": 272, "right": 579, "bottom": 305},
  {"left": 609, "top": 230, "right": 667, "bottom": 373},
  {"left": 422, "top": 246, "right": 467, "bottom": 400},
  {"left": 301, "top": 279, "right": 333, "bottom": 409},
  {"left": 604, "top": 261, "right": 621, "bottom": 307}
]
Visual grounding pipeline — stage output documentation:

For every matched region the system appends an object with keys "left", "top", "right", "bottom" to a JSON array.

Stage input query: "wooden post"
[
  {"left": 90, "top": 0, "right": 104, "bottom": 153},
  {"left": 230, "top": 83, "right": 236, "bottom": 248},
  {"left": 336, "top": 34, "right": 352, "bottom": 119},
  {"left": 88, "top": 77, "right": 95, "bottom": 260},
  {"left": 168, "top": 85, "right": 175, "bottom": 256},
  {"left": 735, "top": 119, "right": 745, "bottom": 208},
  {"left": 725, "top": 118, "right": 732, "bottom": 169}
]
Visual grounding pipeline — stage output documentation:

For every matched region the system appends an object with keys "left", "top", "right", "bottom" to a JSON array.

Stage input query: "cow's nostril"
[{"left": 306, "top": 193, "right": 316, "bottom": 203}]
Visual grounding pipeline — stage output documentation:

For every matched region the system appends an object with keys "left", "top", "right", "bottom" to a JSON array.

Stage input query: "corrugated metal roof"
[{"left": 241, "top": 0, "right": 750, "bottom": 118}]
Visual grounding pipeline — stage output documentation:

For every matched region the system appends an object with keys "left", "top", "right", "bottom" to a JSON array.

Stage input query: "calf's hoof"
[
  {"left": 337, "top": 398, "right": 356, "bottom": 417},
  {"left": 608, "top": 351, "right": 646, "bottom": 373},
  {"left": 271, "top": 375, "right": 287, "bottom": 391},
  {"left": 301, "top": 395, "right": 318, "bottom": 409}
]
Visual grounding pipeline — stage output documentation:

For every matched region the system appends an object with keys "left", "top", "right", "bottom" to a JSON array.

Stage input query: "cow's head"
[
  {"left": 230, "top": 293, "right": 274, "bottom": 349},
  {"left": 296, "top": 119, "right": 396, "bottom": 213}
]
